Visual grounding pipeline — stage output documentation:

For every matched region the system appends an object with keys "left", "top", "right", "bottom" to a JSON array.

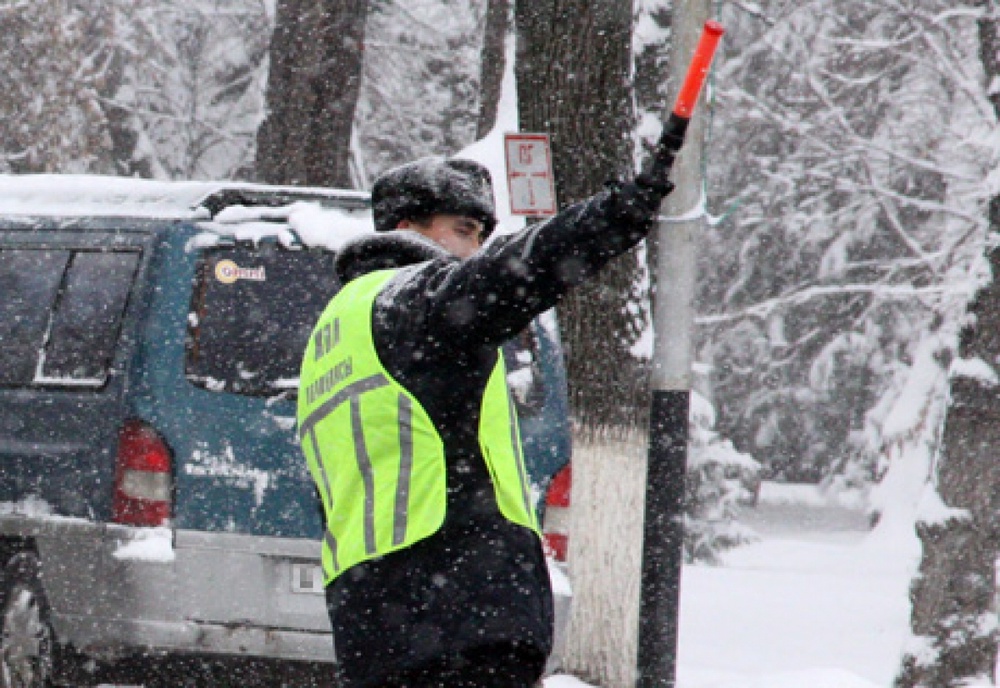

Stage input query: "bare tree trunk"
[
  {"left": 256, "top": 0, "right": 368, "bottom": 187},
  {"left": 898, "top": 12, "right": 1000, "bottom": 685},
  {"left": 513, "top": 1, "right": 643, "bottom": 683},
  {"left": 101, "top": 44, "right": 151, "bottom": 179},
  {"left": 514, "top": 0, "right": 644, "bottom": 433},
  {"left": 476, "top": 0, "right": 510, "bottom": 139}
]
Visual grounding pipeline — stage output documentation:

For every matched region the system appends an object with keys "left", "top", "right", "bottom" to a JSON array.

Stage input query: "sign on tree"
[{"left": 504, "top": 133, "right": 558, "bottom": 216}]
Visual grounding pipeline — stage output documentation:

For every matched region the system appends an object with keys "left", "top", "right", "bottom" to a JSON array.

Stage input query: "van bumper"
[
  {"left": 52, "top": 615, "right": 333, "bottom": 663},
  {"left": 0, "top": 516, "right": 335, "bottom": 664}
]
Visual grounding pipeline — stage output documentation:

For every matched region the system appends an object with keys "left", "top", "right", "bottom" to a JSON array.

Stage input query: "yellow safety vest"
[{"left": 297, "top": 268, "right": 539, "bottom": 584}]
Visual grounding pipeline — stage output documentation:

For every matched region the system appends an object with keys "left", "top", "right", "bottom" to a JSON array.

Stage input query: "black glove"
[
  {"left": 638, "top": 113, "right": 689, "bottom": 194},
  {"left": 635, "top": 171, "right": 675, "bottom": 197},
  {"left": 614, "top": 178, "right": 673, "bottom": 223},
  {"left": 601, "top": 113, "right": 688, "bottom": 231}
]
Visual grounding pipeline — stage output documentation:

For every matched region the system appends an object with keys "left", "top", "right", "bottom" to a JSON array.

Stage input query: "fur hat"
[{"left": 371, "top": 157, "right": 497, "bottom": 238}]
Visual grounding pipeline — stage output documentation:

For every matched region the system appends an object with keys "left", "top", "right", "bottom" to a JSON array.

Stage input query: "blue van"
[{"left": 0, "top": 175, "right": 571, "bottom": 685}]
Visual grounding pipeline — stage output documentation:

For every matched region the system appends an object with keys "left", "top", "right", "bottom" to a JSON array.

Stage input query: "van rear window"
[
  {"left": 186, "top": 243, "right": 339, "bottom": 397},
  {"left": 0, "top": 249, "right": 140, "bottom": 387}
]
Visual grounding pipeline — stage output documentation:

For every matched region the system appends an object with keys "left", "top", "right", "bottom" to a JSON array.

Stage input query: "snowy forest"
[
  {"left": 2, "top": 1, "right": 1000, "bottom": 685},
  {"left": 3, "top": 0, "right": 994, "bottom": 495}
]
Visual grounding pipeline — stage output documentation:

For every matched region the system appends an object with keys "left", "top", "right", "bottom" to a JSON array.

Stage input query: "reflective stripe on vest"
[{"left": 297, "top": 268, "right": 539, "bottom": 584}]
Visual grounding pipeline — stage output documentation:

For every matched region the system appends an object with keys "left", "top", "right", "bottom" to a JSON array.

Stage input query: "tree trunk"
[
  {"left": 897, "top": 271, "right": 1000, "bottom": 687},
  {"left": 514, "top": 0, "right": 644, "bottom": 433},
  {"left": 256, "top": 0, "right": 368, "bottom": 187},
  {"left": 898, "top": 12, "right": 1000, "bottom": 683},
  {"left": 476, "top": 0, "right": 510, "bottom": 139},
  {"left": 513, "top": 1, "right": 642, "bottom": 683},
  {"left": 101, "top": 42, "right": 151, "bottom": 179}
]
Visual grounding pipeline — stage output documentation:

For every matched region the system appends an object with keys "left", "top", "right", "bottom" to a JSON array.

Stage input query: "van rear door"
[{"left": 168, "top": 239, "right": 339, "bottom": 538}]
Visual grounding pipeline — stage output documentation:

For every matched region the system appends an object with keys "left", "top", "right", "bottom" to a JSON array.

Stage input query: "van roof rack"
[{"left": 196, "top": 185, "right": 370, "bottom": 217}]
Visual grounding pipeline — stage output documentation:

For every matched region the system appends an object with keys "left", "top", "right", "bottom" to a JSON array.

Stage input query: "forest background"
[
  {"left": 4, "top": 1, "right": 1000, "bottom": 685},
  {"left": 3, "top": 0, "right": 994, "bottom": 506}
]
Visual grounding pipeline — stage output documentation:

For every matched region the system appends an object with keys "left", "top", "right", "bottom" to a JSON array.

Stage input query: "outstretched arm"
[{"left": 420, "top": 174, "right": 672, "bottom": 350}]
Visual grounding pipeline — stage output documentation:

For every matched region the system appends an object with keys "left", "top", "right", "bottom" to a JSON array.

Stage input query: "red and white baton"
[{"left": 644, "top": 20, "right": 725, "bottom": 181}]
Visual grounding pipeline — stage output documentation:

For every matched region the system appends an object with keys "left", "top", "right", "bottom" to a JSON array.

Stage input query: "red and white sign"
[{"left": 504, "top": 133, "right": 558, "bottom": 216}]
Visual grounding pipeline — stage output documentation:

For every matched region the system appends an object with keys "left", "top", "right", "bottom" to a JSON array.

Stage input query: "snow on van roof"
[
  {"left": 0, "top": 174, "right": 230, "bottom": 219},
  {"left": 0, "top": 174, "right": 367, "bottom": 217},
  {"left": 0, "top": 174, "right": 376, "bottom": 252},
  {"left": 203, "top": 200, "right": 375, "bottom": 252}
]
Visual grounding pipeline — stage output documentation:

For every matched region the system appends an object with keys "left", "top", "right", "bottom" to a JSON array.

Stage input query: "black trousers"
[{"left": 373, "top": 644, "right": 541, "bottom": 688}]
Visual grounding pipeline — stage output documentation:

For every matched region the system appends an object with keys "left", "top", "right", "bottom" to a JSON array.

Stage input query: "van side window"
[
  {"left": 0, "top": 249, "right": 139, "bottom": 387},
  {"left": 186, "top": 244, "right": 339, "bottom": 397},
  {"left": 0, "top": 250, "right": 70, "bottom": 384},
  {"left": 42, "top": 252, "right": 140, "bottom": 383}
]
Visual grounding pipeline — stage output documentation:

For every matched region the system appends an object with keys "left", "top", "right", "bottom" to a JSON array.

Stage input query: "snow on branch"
[{"left": 698, "top": 282, "right": 974, "bottom": 325}]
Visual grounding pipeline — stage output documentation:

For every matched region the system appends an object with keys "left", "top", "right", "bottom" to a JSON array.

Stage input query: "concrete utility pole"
[{"left": 638, "top": 1, "right": 720, "bottom": 685}]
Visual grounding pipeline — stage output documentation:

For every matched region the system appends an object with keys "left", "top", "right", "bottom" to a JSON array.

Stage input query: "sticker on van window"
[{"left": 215, "top": 259, "right": 266, "bottom": 284}]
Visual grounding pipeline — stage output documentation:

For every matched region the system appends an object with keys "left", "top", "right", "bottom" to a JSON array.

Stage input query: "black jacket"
[{"left": 325, "top": 179, "right": 666, "bottom": 686}]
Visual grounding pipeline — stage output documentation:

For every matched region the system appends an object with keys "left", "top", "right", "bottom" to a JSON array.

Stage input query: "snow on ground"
[{"left": 546, "top": 481, "right": 931, "bottom": 688}]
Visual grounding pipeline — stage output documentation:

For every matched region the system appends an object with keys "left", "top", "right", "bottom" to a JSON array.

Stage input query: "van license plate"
[{"left": 290, "top": 563, "right": 325, "bottom": 595}]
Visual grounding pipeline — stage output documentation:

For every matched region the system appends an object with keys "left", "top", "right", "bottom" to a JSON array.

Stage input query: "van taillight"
[
  {"left": 113, "top": 419, "right": 173, "bottom": 526},
  {"left": 543, "top": 464, "right": 571, "bottom": 562}
]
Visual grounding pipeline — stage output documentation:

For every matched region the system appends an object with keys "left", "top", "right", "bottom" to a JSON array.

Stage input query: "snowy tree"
[
  {"left": 98, "top": 0, "right": 271, "bottom": 180},
  {"left": 674, "top": 2, "right": 997, "bottom": 682},
  {"left": 256, "top": 0, "right": 366, "bottom": 187},
  {"left": 476, "top": 0, "right": 510, "bottom": 139},
  {"left": 354, "top": 0, "right": 487, "bottom": 182},
  {"left": 701, "top": 0, "right": 995, "bottom": 490},
  {"left": 255, "top": 1, "right": 492, "bottom": 185},
  {"left": 895, "top": 5, "right": 1000, "bottom": 686},
  {"left": 0, "top": 0, "right": 117, "bottom": 174},
  {"left": 0, "top": 0, "right": 271, "bottom": 180},
  {"left": 684, "top": 391, "right": 760, "bottom": 564}
]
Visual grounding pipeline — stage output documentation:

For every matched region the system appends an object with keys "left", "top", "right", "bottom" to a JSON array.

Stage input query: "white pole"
[{"left": 638, "top": 3, "right": 719, "bottom": 685}]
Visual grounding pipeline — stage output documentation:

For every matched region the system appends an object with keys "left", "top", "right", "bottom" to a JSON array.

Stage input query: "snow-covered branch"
[{"left": 698, "top": 282, "right": 972, "bottom": 326}]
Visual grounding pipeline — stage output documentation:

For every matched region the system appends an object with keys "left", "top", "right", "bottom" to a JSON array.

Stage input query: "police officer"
[{"left": 298, "top": 156, "right": 672, "bottom": 687}]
